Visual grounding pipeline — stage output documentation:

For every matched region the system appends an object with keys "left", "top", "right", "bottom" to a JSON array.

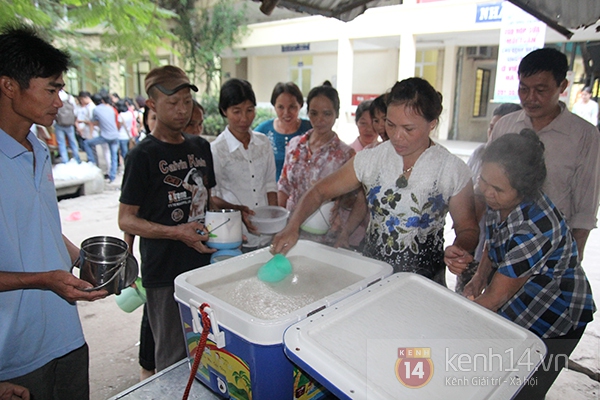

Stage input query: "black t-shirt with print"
[{"left": 120, "top": 133, "right": 216, "bottom": 288}]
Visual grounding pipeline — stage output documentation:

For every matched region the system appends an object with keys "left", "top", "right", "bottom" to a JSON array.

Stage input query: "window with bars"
[{"left": 473, "top": 68, "right": 491, "bottom": 117}]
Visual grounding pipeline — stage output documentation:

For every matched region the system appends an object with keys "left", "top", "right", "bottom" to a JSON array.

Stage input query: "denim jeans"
[
  {"left": 54, "top": 124, "right": 81, "bottom": 163},
  {"left": 119, "top": 139, "right": 130, "bottom": 161},
  {"left": 83, "top": 136, "right": 119, "bottom": 181}
]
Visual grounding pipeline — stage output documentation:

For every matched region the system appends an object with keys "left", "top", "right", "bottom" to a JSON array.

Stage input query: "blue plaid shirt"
[{"left": 486, "top": 193, "right": 595, "bottom": 338}]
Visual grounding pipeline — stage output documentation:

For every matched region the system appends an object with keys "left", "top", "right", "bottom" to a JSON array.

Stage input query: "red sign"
[{"left": 351, "top": 94, "right": 379, "bottom": 106}]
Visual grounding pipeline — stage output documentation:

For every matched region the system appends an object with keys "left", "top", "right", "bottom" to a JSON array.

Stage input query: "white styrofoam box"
[
  {"left": 174, "top": 240, "right": 393, "bottom": 346},
  {"left": 284, "top": 273, "right": 547, "bottom": 400}
]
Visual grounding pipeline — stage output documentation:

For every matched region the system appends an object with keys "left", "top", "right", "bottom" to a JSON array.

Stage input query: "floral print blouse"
[
  {"left": 278, "top": 129, "right": 355, "bottom": 211},
  {"left": 278, "top": 129, "right": 355, "bottom": 245},
  {"left": 354, "top": 141, "right": 472, "bottom": 286}
]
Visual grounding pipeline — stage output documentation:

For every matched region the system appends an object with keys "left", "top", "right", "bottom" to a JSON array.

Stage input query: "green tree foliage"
[
  {"left": 0, "top": 0, "right": 176, "bottom": 63},
  {"left": 0, "top": 0, "right": 247, "bottom": 96},
  {"left": 172, "top": 0, "right": 248, "bottom": 95},
  {"left": 64, "top": 0, "right": 177, "bottom": 62},
  {"left": 199, "top": 94, "right": 275, "bottom": 137},
  {"left": 253, "top": 107, "right": 276, "bottom": 129},
  {"left": 0, "top": 0, "right": 53, "bottom": 27},
  {"left": 0, "top": 0, "right": 249, "bottom": 97},
  {"left": 199, "top": 94, "right": 226, "bottom": 136}
]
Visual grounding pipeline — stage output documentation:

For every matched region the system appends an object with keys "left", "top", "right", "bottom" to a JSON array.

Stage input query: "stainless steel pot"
[
  {"left": 72, "top": 236, "right": 138, "bottom": 295},
  {"left": 86, "top": 254, "right": 138, "bottom": 296}
]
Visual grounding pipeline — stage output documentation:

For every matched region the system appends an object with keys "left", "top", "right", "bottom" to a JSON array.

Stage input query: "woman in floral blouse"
[
  {"left": 273, "top": 77, "right": 479, "bottom": 286},
  {"left": 278, "top": 81, "right": 355, "bottom": 246}
]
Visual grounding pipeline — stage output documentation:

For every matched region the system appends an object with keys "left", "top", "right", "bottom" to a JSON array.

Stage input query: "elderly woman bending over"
[{"left": 464, "top": 129, "right": 595, "bottom": 398}]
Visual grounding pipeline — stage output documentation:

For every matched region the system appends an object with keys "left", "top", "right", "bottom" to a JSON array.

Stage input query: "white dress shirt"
[{"left": 211, "top": 127, "right": 277, "bottom": 248}]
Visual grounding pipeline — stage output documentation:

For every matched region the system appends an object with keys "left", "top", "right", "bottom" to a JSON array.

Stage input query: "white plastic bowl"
[
  {"left": 300, "top": 201, "right": 334, "bottom": 235},
  {"left": 250, "top": 206, "right": 290, "bottom": 234}
]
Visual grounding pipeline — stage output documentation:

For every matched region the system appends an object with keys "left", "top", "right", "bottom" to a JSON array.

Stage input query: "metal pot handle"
[{"left": 70, "top": 252, "right": 84, "bottom": 272}]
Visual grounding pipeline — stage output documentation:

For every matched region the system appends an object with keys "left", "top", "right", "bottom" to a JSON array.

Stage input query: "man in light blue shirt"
[
  {"left": 83, "top": 95, "right": 120, "bottom": 182},
  {"left": 0, "top": 26, "right": 106, "bottom": 399}
]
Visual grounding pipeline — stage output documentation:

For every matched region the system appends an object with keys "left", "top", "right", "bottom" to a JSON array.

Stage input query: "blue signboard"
[
  {"left": 282, "top": 43, "right": 310, "bottom": 52},
  {"left": 476, "top": 2, "right": 503, "bottom": 23}
]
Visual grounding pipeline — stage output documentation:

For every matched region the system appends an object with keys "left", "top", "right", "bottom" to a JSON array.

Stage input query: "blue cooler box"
[
  {"left": 284, "top": 273, "right": 547, "bottom": 400},
  {"left": 174, "top": 240, "right": 393, "bottom": 400}
]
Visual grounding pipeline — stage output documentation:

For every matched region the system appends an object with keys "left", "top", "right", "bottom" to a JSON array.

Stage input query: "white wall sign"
[{"left": 493, "top": 1, "right": 547, "bottom": 103}]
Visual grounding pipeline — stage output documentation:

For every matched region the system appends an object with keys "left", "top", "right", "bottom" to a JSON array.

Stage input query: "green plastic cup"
[
  {"left": 115, "top": 277, "right": 146, "bottom": 313},
  {"left": 257, "top": 254, "right": 293, "bottom": 283}
]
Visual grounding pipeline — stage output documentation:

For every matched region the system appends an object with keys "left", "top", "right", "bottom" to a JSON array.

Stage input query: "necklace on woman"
[
  {"left": 395, "top": 139, "right": 433, "bottom": 189},
  {"left": 396, "top": 165, "right": 414, "bottom": 189}
]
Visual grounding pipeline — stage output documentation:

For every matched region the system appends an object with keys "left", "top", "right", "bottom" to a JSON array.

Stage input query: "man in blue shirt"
[
  {"left": 0, "top": 26, "right": 106, "bottom": 399},
  {"left": 83, "top": 95, "right": 120, "bottom": 182}
]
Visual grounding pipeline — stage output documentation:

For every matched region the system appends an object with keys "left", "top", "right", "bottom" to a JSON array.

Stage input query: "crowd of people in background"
[
  {"left": 38, "top": 86, "right": 209, "bottom": 186},
  {"left": 2, "top": 22, "right": 600, "bottom": 400},
  {"left": 41, "top": 63, "right": 600, "bottom": 195}
]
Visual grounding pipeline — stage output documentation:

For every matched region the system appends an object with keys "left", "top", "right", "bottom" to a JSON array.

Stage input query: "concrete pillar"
[
  {"left": 247, "top": 56, "right": 258, "bottom": 86},
  {"left": 337, "top": 33, "right": 354, "bottom": 124},
  {"left": 335, "top": 32, "right": 355, "bottom": 143},
  {"left": 398, "top": 32, "right": 416, "bottom": 81},
  {"left": 439, "top": 42, "right": 457, "bottom": 140}
]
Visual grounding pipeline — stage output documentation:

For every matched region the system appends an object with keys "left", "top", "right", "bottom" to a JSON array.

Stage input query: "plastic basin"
[{"left": 250, "top": 206, "right": 290, "bottom": 234}]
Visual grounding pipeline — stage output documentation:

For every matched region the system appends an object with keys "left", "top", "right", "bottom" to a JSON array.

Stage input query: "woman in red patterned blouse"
[{"left": 277, "top": 81, "right": 355, "bottom": 246}]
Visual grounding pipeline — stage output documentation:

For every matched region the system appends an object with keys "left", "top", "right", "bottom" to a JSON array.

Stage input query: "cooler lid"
[{"left": 284, "top": 273, "right": 547, "bottom": 400}]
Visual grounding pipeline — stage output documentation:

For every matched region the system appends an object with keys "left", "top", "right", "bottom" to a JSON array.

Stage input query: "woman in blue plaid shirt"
[{"left": 464, "top": 128, "right": 595, "bottom": 398}]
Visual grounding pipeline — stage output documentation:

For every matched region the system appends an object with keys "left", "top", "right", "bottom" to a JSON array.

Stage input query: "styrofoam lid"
[{"left": 284, "top": 273, "right": 546, "bottom": 400}]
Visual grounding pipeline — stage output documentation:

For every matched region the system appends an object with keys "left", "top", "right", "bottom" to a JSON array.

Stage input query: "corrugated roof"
[
  {"left": 253, "top": 0, "right": 600, "bottom": 38},
  {"left": 275, "top": 0, "right": 400, "bottom": 22}
]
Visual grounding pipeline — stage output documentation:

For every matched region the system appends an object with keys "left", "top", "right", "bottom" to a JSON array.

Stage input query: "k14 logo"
[{"left": 395, "top": 347, "right": 434, "bottom": 389}]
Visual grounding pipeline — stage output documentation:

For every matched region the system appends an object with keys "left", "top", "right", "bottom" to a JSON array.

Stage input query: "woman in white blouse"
[
  {"left": 210, "top": 78, "right": 278, "bottom": 251},
  {"left": 272, "top": 77, "right": 479, "bottom": 286},
  {"left": 572, "top": 86, "right": 598, "bottom": 127}
]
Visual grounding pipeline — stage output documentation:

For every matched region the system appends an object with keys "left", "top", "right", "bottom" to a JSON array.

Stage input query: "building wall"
[
  {"left": 222, "top": 58, "right": 237, "bottom": 82},
  {"left": 249, "top": 55, "right": 289, "bottom": 100},
  {"left": 235, "top": 58, "right": 248, "bottom": 81},
  {"left": 226, "top": 1, "right": 598, "bottom": 143},
  {"left": 456, "top": 52, "right": 500, "bottom": 142},
  {"left": 224, "top": 48, "right": 401, "bottom": 103},
  {"left": 225, "top": 52, "right": 341, "bottom": 103},
  {"left": 312, "top": 53, "right": 338, "bottom": 89},
  {"left": 353, "top": 49, "right": 399, "bottom": 94}
]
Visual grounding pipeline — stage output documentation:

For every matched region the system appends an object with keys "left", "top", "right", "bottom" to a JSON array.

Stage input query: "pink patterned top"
[{"left": 278, "top": 129, "right": 355, "bottom": 212}]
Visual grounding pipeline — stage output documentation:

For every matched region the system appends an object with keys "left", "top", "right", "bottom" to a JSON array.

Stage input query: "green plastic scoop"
[{"left": 257, "top": 254, "right": 292, "bottom": 283}]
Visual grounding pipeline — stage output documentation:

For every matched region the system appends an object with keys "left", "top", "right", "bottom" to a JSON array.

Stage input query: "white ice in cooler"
[{"left": 196, "top": 255, "right": 363, "bottom": 320}]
